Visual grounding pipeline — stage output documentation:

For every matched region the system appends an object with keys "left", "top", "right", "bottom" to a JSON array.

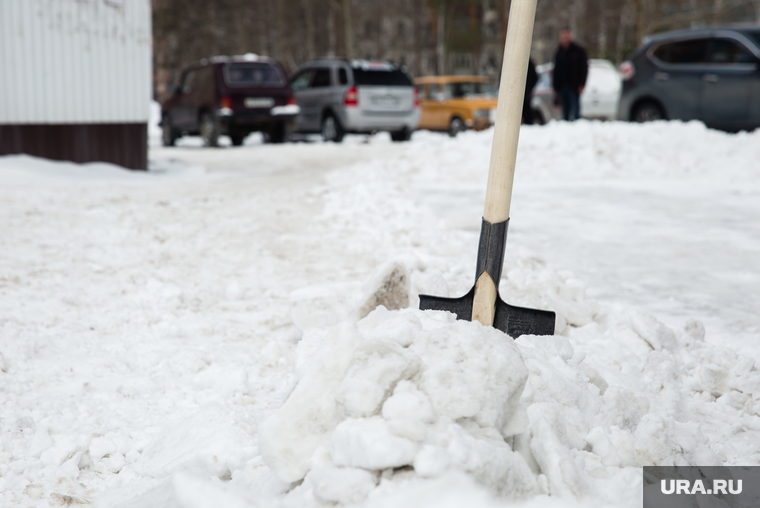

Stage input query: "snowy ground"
[{"left": 1, "top": 121, "right": 759, "bottom": 507}]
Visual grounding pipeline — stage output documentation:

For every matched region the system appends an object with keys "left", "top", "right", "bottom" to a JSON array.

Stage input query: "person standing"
[
  {"left": 552, "top": 29, "right": 588, "bottom": 121},
  {"left": 522, "top": 58, "right": 538, "bottom": 125}
]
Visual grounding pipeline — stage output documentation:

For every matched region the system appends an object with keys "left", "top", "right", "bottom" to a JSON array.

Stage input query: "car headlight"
[{"left": 474, "top": 108, "right": 491, "bottom": 119}]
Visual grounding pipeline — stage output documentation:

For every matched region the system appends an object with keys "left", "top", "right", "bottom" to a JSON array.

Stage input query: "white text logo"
[{"left": 661, "top": 479, "right": 742, "bottom": 495}]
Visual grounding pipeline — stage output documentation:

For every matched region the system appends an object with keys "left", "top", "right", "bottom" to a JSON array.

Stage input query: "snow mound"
[
  {"left": 402, "top": 120, "right": 760, "bottom": 184},
  {"left": 257, "top": 263, "right": 760, "bottom": 507},
  {"left": 0, "top": 153, "right": 206, "bottom": 185},
  {"left": 259, "top": 307, "right": 538, "bottom": 502}
]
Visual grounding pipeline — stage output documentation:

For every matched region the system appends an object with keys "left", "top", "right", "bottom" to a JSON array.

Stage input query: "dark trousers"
[
  {"left": 559, "top": 85, "right": 580, "bottom": 121},
  {"left": 522, "top": 94, "right": 534, "bottom": 125}
]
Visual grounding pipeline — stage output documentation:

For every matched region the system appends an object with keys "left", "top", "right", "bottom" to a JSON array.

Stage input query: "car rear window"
[
  {"left": 310, "top": 68, "right": 331, "bottom": 87},
  {"left": 653, "top": 39, "right": 709, "bottom": 64},
  {"left": 708, "top": 38, "right": 756, "bottom": 64},
  {"left": 740, "top": 30, "right": 760, "bottom": 50},
  {"left": 352, "top": 68, "right": 413, "bottom": 86},
  {"left": 444, "top": 82, "right": 497, "bottom": 98},
  {"left": 226, "top": 63, "right": 284, "bottom": 87}
]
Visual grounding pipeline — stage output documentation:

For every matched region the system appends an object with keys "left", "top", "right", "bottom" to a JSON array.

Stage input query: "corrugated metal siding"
[{"left": 0, "top": 0, "right": 151, "bottom": 124}]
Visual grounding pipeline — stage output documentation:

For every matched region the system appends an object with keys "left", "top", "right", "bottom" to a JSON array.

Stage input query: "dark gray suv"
[{"left": 618, "top": 26, "right": 760, "bottom": 131}]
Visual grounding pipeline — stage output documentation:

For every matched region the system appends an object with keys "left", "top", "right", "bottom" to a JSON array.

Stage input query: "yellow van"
[{"left": 413, "top": 75, "right": 498, "bottom": 137}]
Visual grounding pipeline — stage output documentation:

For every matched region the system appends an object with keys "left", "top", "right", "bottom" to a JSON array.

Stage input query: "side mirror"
[{"left": 433, "top": 92, "right": 446, "bottom": 102}]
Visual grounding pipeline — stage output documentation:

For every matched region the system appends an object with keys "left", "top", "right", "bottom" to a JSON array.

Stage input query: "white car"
[
  {"left": 581, "top": 59, "right": 622, "bottom": 120},
  {"left": 531, "top": 59, "right": 622, "bottom": 122}
]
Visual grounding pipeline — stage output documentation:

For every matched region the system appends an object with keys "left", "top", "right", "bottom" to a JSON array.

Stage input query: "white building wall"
[{"left": 0, "top": 0, "right": 151, "bottom": 124}]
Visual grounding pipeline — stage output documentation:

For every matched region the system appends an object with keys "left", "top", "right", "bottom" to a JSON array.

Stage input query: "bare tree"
[
  {"left": 615, "top": 0, "right": 634, "bottom": 63},
  {"left": 300, "top": 0, "right": 316, "bottom": 60},
  {"left": 414, "top": 0, "right": 423, "bottom": 75},
  {"left": 343, "top": 0, "right": 355, "bottom": 59},
  {"left": 327, "top": 2, "right": 337, "bottom": 57},
  {"left": 570, "top": 0, "right": 586, "bottom": 39},
  {"left": 598, "top": 0, "right": 607, "bottom": 58},
  {"left": 436, "top": 7, "right": 445, "bottom": 73}
]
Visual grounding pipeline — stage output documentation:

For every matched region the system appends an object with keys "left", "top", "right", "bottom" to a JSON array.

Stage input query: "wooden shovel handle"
[{"left": 472, "top": 0, "right": 537, "bottom": 327}]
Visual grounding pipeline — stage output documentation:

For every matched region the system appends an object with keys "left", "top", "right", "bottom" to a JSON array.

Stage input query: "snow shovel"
[{"left": 419, "top": 0, "right": 555, "bottom": 338}]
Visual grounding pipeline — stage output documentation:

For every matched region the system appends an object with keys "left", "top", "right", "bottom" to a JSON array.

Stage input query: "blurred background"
[
  {"left": 2, "top": 0, "right": 759, "bottom": 169},
  {"left": 152, "top": 0, "right": 760, "bottom": 97}
]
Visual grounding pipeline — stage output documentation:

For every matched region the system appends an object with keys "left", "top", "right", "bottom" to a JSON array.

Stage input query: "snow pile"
[
  {"left": 259, "top": 308, "right": 536, "bottom": 504},
  {"left": 0, "top": 153, "right": 206, "bottom": 184},
  {"left": 397, "top": 120, "right": 760, "bottom": 185},
  {"left": 516, "top": 120, "right": 760, "bottom": 180},
  {"left": 255, "top": 262, "right": 760, "bottom": 507},
  {"left": 249, "top": 165, "right": 760, "bottom": 506}
]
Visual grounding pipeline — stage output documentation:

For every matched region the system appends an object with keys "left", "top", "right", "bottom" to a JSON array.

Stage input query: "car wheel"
[
  {"left": 200, "top": 112, "right": 219, "bottom": 147},
  {"left": 161, "top": 116, "right": 177, "bottom": 147},
  {"left": 633, "top": 101, "right": 665, "bottom": 123},
  {"left": 321, "top": 113, "right": 345, "bottom": 143},
  {"left": 390, "top": 127, "right": 412, "bottom": 142},
  {"left": 448, "top": 117, "right": 465, "bottom": 138},
  {"left": 230, "top": 133, "right": 245, "bottom": 146}
]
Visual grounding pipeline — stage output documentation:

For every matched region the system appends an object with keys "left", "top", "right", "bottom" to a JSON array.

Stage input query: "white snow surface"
[{"left": 2, "top": 120, "right": 760, "bottom": 507}]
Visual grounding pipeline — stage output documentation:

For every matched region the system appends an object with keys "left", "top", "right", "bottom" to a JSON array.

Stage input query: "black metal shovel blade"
[
  {"left": 419, "top": 287, "right": 555, "bottom": 338},
  {"left": 494, "top": 300, "right": 556, "bottom": 338}
]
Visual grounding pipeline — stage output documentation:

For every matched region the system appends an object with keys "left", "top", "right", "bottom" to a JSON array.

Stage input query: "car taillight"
[
  {"left": 413, "top": 88, "right": 420, "bottom": 108},
  {"left": 344, "top": 86, "right": 358, "bottom": 107},
  {"left": 220, "top": 96, "right": 232, "bottom": 109},
  {"left": 619, "top": 61, "right": 635, "bottom": 81},
  {"left": 287, "top": 96, "right": 296, "bottom": 106}
]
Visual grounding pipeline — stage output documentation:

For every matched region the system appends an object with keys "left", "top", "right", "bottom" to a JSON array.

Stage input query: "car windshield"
[
  {"left": 226, "top": 63, "right": 284, "bottom": 87},
  {"left": 352, "top": 68, "right": 413, "bottom": 86},
  {"left": 741, "top": 30, "right": 760, "bottom": 50},
  {"left": 445, "top": 82, "right": 497, "bottom": 98}
]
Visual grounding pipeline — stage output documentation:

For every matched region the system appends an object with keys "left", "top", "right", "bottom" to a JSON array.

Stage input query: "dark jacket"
[
  {"left": 525, "top": 58, "right": 538, "bottom": 98},
  {"left": 552, "top": 42, "right": 588, "bottom": 92}
]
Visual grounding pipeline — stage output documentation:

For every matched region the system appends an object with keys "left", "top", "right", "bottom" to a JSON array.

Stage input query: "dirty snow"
[{"left": 1, "top": 120, "right": 760, "bottom": 507}]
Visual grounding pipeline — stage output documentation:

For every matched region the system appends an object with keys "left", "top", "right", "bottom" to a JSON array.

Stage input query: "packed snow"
[{"left": 1, "top": 120, "right": 759, "bottom": 508}]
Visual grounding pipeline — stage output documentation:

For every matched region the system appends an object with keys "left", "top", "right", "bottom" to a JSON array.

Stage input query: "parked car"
[
  {"left": 290, "top": 60, "right": 420, "bottom": 142},
  {"left": 617, "top": 26, "right": 760, "bottom": 131},
  {"left": 531, "top": 64, "right": 559, "bottom": 124},
  {"left": 531, "top": 59, "right": 622, "bottom": 123},
  {"left": 161, "top": 54, "right": 299, "bottom": 147},
  {"left": 581, "top": 60, "right": 623, "bottom": 119},
  {"left": 414, "top": 76, "right": 498, "bottom": 136}
]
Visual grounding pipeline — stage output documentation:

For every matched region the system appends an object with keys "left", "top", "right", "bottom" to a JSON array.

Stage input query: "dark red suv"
[{"left": 161, "top": 55, "right": 299, "bottom": 146}]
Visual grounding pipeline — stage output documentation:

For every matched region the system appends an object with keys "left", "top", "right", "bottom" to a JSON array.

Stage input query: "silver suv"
[{"left": 290, "top": 60, "right": 420, "bottom": 142}]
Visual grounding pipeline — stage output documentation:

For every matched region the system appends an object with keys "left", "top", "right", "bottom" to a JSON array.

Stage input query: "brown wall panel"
[{"left": 0, "top": 123, "right": 148, "bottom": 170}]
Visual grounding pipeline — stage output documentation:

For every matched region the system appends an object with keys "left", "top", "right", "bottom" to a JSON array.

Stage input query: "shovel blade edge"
[
  {"left": 418, "top": 286, "right": 475, "bottom": 322},
  {"left": 419, "top": 287, "right": 555, "bottom": 338},
  {"left": 494, "top": 298, "right": 556, "bottom": 338}
]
